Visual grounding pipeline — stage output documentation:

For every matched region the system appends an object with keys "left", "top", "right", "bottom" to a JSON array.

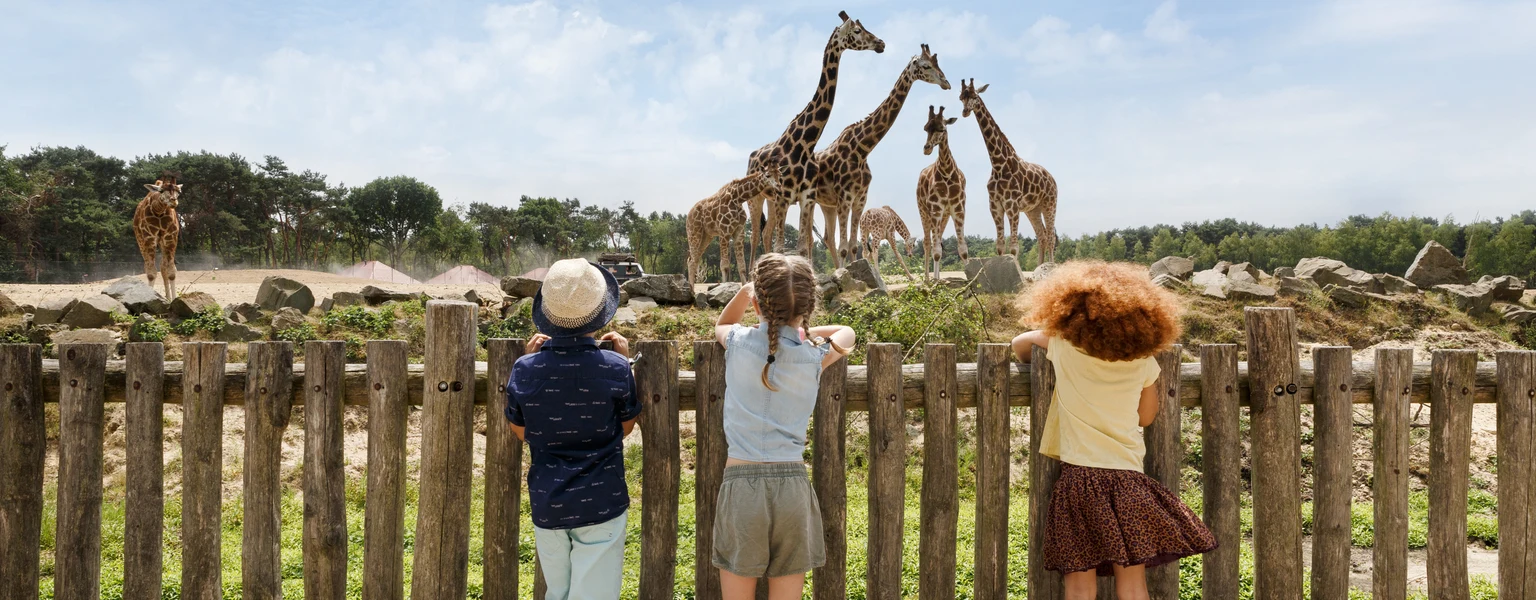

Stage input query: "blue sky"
[{"left": 3, "top": 0, "right": 1534, "bottom": 239}]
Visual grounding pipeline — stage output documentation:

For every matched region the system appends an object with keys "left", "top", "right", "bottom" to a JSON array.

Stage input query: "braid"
[
  {"left": 761, "top": 312, "right": 781, "bottom": 391},
  {"left": 752, "top": 252, "right": 821, "bottom": 392}
]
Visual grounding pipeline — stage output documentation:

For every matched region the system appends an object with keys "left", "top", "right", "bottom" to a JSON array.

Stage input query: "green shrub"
[
  {"left": 172, "top": 307, "right": 225, "bottom": 336},
  {"left": 828, "top": 280, "right": 983, "bottom": 363},
  {"left": 109, "top": 311, "right": 134, "bottom": 325},
  {"left": 321, "top": 305, "right": 395, "bottom": 338},
  {"left": 130, "top": 317, "right": 171, "bottom": 343},
  {"left": 480, "top": 301, "right": 535, "bottom": 345},
  {"left": 1, "top": 328, "right": 27, "bottom": 344},
  {"left": 274, "top": 323, "right": 318, "bottom": 343}
]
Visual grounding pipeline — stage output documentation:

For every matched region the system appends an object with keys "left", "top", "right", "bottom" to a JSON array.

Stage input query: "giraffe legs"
[
  {"left": 953, "top": 211, "right": 970, "bottom": 264},
  {"left": 1038, "top": 202, "right": 1058, "bottom": 263},
  {"left": 159, "top": 237, "right": 178, "bottom": 300},
  {"left": 1008, "top": 211, "right": 1023, "bottom": 258},
  {"left": 1026, "top": 210, "right": 1049, "bottom": 264},
  {"left": 136, "top": 234, "right": 159, "bottom": 293},
  {"left": 887, "top": 232, "right": 914, "bottom": 282},
  {"left": 819, "top": 203, "right": 842, "bottom": 269},
  {"left": 747, "top": 195, "right": 767, "bottom": 265},
  {"left": 686, "top": 229, "right": 706, "bottom": 288},
  {"left": 732, "top": 230, "right": 748, "bottom": 284},
  {"left": 842, "top": 195, "right": 863, "bottom": 264}
]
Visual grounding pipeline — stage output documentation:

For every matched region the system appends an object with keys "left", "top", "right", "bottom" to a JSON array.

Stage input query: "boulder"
[
  {"left": 1486, "top": 275, "right": 1526, "bottom": 302},
  {"left": 1375, "top": 274, "right": 1420, "bottom": 295},
  {"left": 270, "top": 307, "right": 307, "bottom": 333},
  {"left": 1191, "top": 269, "right": 1228, "bottom": 290},
  {"left": 619, "top": 290, "right": 630, "bottom": 306},
  {"left": 846, "top": 258, "right": 887, "bottom": 293},
  {"left": 1432, "top": 283, "right": 1495, "bottom": 316},
  {"left": 1149, "top": 256, "right": 1195, "bottom": 281},
  {"left": 1227, "top": 270, "right": 1258, "bottom": 285},
  {"left": 694, "top": 292, "right": 709, "bottom": 309},
  {"left": 29, "top": 323, "right": 66, "bottom": 344},
  {"left": 1295, "top": 257, "right": 1350, "bottom": 279},
  {"left": 620, "top": 275, "right": 693, "bottom": 304},
  {"left": 216, "top": 320, "right": 264, "bottom": 342},
  {"left": 1273, "top": 266, "right": 1296, "bottom": 278},
  {"left": 463, "top": 289, "right": 482, "bottom": 305},
  {"left": 170, "top": 291, "right": 220, "bottom": 319},
  {"left": 103, "top": 277, "right": 167, "bottom": 315},
  {"left": 255, "top": 276, "right": 315, "bottom": 313},
  {"left": 360, "top": 285, "right": 422, "bottom": 306},
  {"left": 50, "top": 328, "right": 121, "bottom": 347},
  {"left": 1031, "top": 262, "right": 1059, "bottom": 282},
  {"left": 1326, "top": 285, "right": 1379, "bottom": 309},
  {"left": 706, "top": 282, "right": 742, "bottom": 308},
  {"left": 503, "top": 297, "right": 534, "bottom": 319},
  {"left": 1151, "top": 274, "right": 1185, "bottom": 290},
  {"left": 818, "top": 281, "right": 841, "bottom": 306},
  {"left": 1199, "top": 283, "right": 1227, "bottom": 300},
  {"left": 0, "top": 290, "right": 17, "bottom": 315},
  {"left": 627, "top": 297, "right": 659, "bottom": 312},
  {"left": 1228, "top": 262, "right": 1261, "bottom": 280},
  {"left": 500, "top": 276, "right": 543, "bottom": 299},
  {"left": 331, "top": 291, "right": 366, "bottom": 308},
  {"left": 834, "top": 268, "right": 857, "bottom": 291},
  {"left": 127, "top": 315, "right": 163, "bottom": 343},
  {"left": 1276, "top": 276, "right": 1317, "bottom": 297},
  {"left": 613, "top": 307, "right": 638, "bottom": 325},
  {"left": 225, "top": 302, "right": 264, "bottom": 324},
  {"left": 62, "top": 294, "right": 128, "bottom": 329},
  {"left": 969, "top": 255, "right": 1024, "bottom": 294},
  {"left": 1501, "top": 306, "right": 1536, "bottom": 326},
  {"left": 963, "top": 258, "right": 985, "bottom": 280},
  {"left": 1295, "top": 257, "right": 1377, "bottom": 291},
  {"left": 1226, "top": 281, "right": 1278, "bottom": 302},
  {"left": 1212, "top": 261, "right": 1233, "bottom": 275},
  {"left": 1405, "top": 241, "right": 1469, "bottom": 287},
  {"left": 34, "top": 297, "right": 78, "bottom": 325}
]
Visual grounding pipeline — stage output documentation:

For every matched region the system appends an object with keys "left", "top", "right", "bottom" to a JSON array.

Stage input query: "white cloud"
[
  {"left": 1302, "top": 0, "right": 1536, "bottom": 53},
  {"left": 1144, "top": 1, "right": 1192, "bottom": 44}
]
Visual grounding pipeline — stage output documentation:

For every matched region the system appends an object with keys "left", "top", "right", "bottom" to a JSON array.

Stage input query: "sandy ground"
[{"left": 0, "top": 268, "right": 505, "bottom": 309}]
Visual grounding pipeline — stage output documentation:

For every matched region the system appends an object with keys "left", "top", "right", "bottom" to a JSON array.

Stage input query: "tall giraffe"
[
  {"left": 133, "top": 174, "right": 182, "bottom": 299},
  {"left": 958, "top": 79, "right": 1058, "bottom": 263},
  {"left": 915, "top": 106, "right": 967, "bottom": 280},
  {"left": 809, "top": 43, "right": 950, "bottom": 268},
  {"left": 746, "top": 10, "right": 885, "bottom": 261},
  {"left": 858, "top": 205, "right": 916, "bottom": 281},
  {"left": 686, "top": 159, "right": 788, "bottom": 287}
]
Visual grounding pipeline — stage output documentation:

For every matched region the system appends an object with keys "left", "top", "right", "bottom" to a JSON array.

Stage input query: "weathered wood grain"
[
  {"left": 483, "top": 338, "right": 526, "bottom": 600},
  {"left": 1144, "top": 346, "right": 1183, "bottom": 598},
  {"left": 919, "top": 344, "right": 959, "bottom": 600},
  {"left": 55, "top": 343, "right": 108, "bottom": 600},
  {"left": 692, "top": 341, "right": 727, "bottom": 600},
  {"left": 1027, "top": 344, "right": 1062, "bottom": 600},
  {"left": 866, "top": 343, "right": 906, "bottom": 600},
  {"left": 0, "top": 344, "right": 45, "bottom": 600},
  {"left": 242, "top": 341, "right": 292, "bottom": 600},
  {"left": 1427, "top": 349, "right": 1476, "bottom": 600},
  {"left": 637, "top": 340, "right": 681, "bottom": 599},
  {"left": 364, "top": 340, "right": 409, "bottom": 600},
  {"left": 1309, "top": 346, "right": 1353, "bottom": 600},
  {"left": 305, "top": 341, "right": 348, "bottom": 598},
  {"left": 1373, "top": 347, "right": 1413, "bottom": 600},
  {"left": 123, "top": 343, "right": 165, "bottom": 600},
  {"left": 811, "top": 360, "right": 849, "bottom": 600},
  {"left": 181, "top": 342, "right": 227, "bottom": 599},
  {"left": 974, "top": 344, "right": 1010, "bottom": 600},
  {"left": 1201, "top": 344, "right": 1242, "bottom": 600},
  {"left": 1497, "top": 350, "right": 1536, "bottom": 600},
  {"left": 411, "top": 302, "right": 478, "bottom": 599},
  {"left": 1244, "top": 308, "right": 1302, "bottom": 600}
]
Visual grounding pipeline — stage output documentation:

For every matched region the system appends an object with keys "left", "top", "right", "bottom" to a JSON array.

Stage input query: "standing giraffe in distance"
[
  {"left": 133, "top": 175, "right": 182, "bottom": 300},
  {"left": 809, "top": 43, "right": 950, "bottom": 269},
  {"left": 915, "top": 106, "right": 968, "bottom": 280},
  {"left": 958, "top": 78, "right": 1058, "bottom": 263},
  {"left": 858, "top": 205, "right": 916, "bottom": 281},
  {"left": 746, "top": 10, "right": 885, "bottom": 261},
  {"left": 686, "top": 159, "right": 789, "bottom": 287}
]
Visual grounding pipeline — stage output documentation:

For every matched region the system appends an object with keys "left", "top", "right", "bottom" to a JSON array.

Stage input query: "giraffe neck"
[
  {"left": 971, "top": 100, "right": 1016, "bottom": 166},
  {"left": 843, "top": 67, "right": 918, "bottom": 156},
  {"left": 773, "top": 31, "right": 845, "bottom": 151},
  {"left": 936, "top": 139, "right": 958, "bottom": 174},
  {"left": 720, "top": 174, "right": 770, "bottom": 205}
]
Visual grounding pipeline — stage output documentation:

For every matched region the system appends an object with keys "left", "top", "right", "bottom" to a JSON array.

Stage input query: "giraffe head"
[
  {"left": 834, "top": 11, "right": 885, "bottom": 53},
  {"left": 751, "top": 150, "right": 792, "bottom": 193},
  {"left": 958, "top": 78, "right": 990, "bottom": 118},
  {"left": 909, "top": 44, "right": 950, "bottom": 90},
  {"left": 922, "top": 105, "right": 958, "bottom": 156},
  {"left": 143, "top": 180, "right": 183, "bottom": 210}
]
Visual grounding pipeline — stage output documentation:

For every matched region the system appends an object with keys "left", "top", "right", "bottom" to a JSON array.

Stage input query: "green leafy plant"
[
  {"left": 321, "top": 305, "right": 395, "bottom": 338},
  {"left": 131, "top": 317, "right": 171, "bottom": 343},
  {"left": 109, "top": 311, "right": 134, "bottom": 325},
  {"left": 274, "top": 323, "right": 318, "bottom": 344},
  {"left": 828, "top": 280, "right": 984, "bottom": 363},
  {"left": 172, "top": 307, "right": 226, "bottom": 336},
  {"left": 480, "top": 301, "right": 534, "bottom": 345},
  {"left": 1, "top": 328, "right": 28, "bottom": 344}
]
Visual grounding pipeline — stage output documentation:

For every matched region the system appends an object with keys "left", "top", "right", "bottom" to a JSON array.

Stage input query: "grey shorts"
[{"left": 711, "top": 463, "right": 826, "bottom": 578}]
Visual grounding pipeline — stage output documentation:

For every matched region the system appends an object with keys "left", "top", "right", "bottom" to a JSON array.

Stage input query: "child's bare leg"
[
  {"left": 720, "top": 569, "right": 757, "bottom": 600},
  {"left": 766, "top": 573, "right": 806, "bottom": 600},
  {"left": 1111, "top": 563, "right": 1149, "bottom": 600},
  {"left": 1064, "top": 570, "right": 1097, "bottom": 600}
]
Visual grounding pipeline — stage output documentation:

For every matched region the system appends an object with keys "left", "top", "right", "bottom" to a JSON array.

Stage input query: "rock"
[
  {"left": 1501, "top": 306, "right": 1536, "bottom": 326},
  {"left": 969, "top": 255, "right": 1024, "bottom": 294},
  {"left": 1526, "top": 289, "right": 1536, "bottom": 307},
  {"left": 1227, "top": 270, "right": 1258, "bottom": 285},
  {"left": 1212, "top": 260, "right": 1233, "bottom": 275},
  {"left": 963, "top": 258, "right": 985, "bottom": 280},
  {"left": 50, "top": 328, "right": 121, "bottom": 347},
  {"left": 1199, "top": 283, "right": 1227, "bottom": 300},
  {"left": 61, "top": 294, "right": 127, "bottom": 328},
  {"left": 1432, "top": 283, "right": 1495, "bottom": 316},
  {"left": 1191, "top": 269, "right": 1228, "bottom": 290},
  {"left": 818, "top": 282, "right": 841, "bottom": 305},
  {"left": 170, "top": 291, "right": 220, "bottom": 319},
  {"left": 1273, "top": 267, "right": 1296, "bottom": 278},
  {"left": 34, "top": 297, "right": 78, "bottom": 325},
  {"left": 1326, "top": 285, "right": 1378, "bottom": 309},
  {"left": 331, "top": 291, "right": 366, "bottom": 308},
  {"left": 628, "top": 297, "right": 659, "bottom": 312},
  {"left": 0, "top": 290, "right": 17, "bottom": 315},
  {"left": 706, "top": 282, "right": 742, "bottom": 308},
  {"left": 816, "top": 273, "right": 836, "bottom": 287},
  {"left": 216, "top": 320, "right": 263, "bottom": 342},
  {"left": 225, "top": 302, "right": 264, "bottom": 324},
  {"left": 500, "top": 276, "right": 543, "bottom": 299},
  {"left": 619, "top": 290, "right": 630, "bottom": 306},
  {"left": 103, "top": 277, "right": 168, "bottom": 315},
  {"left": 1405, "top": 241, "right": 1470, "bottom": 288},
  {"left": 1374, "top": 274, "right": 1420, "bottom": 295},
  {"left": 255, "top": 276, "right": 315, "bottom": 313},
  {"left": 1149, "top": 257, "right": 1195, "bottom": 281},
  {"left": 360, "top": 285, "right": 422, "bottom": 305},
  {"left": 270, "top": 307, "right": 307, "bottom": 333},
  {"left": 613, "top": 307, "right": 638, "bottom": 325},
  {"left": 319, "top": 297, "right": 333, "bottom": 313},
  {"left": 620, "top": 274, "right": 693, "bottom": 304},
  {"left": 942, "top": 275, "right": 971, "bottom": 288},
  {"left": 1031, "top": 262, "right": 1058, "bottom": 282},
  {"left": 694, "top": 292, "right": 709, "bottom": 309},
  {"left": 834, "top": 268, "right": 857, "bottom": 291},
  {"left": 1227, "top": 281, "right": 1278, "bottom": 302},
  {"left": 1487, "top": 275, "right": 1526, "bottom": 302},
  {"left": 463, "top": 289, "right": 482, "bottom": 305},
  {"left": 503, "top": 297, "right": 534, "bottom": 319},
  {"left": 846, "top": 258, "right": 886, "bottom": 293},
  {"left": 1277, "top": 276, "right": 1317, "bottom": 297},
  {"left": 1294, "top": 257, "right": 1349, "bottom": 279},
  {"left": 1294, "top": 257, "right": 1377, "bottom": 291},
  {"left": 30, "top": 323, "right": 66, "bottom": 344},
  {"left": 1151, "top": 274, "right": 1185, "bottom": 290},
  {"left": 1228, "top": 262, "right": 1261, "bottom": 280}
]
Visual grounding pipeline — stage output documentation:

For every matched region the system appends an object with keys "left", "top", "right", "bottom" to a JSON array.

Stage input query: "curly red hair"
[{"left": 1020, "top": 261, "right": 1183, "bottom": 361}]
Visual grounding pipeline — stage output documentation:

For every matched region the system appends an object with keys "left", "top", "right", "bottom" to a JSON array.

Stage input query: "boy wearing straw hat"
[{"left": 506, "top": 258, "right": 640, "bottom": 600}]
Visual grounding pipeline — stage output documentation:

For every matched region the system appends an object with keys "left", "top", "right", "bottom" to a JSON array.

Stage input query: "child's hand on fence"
[
  {"left": 599, "top": 332, "right": 630, "bottom": 358},
  {"left": 525, "top": 334, "right": 551, "bottom": 354}
]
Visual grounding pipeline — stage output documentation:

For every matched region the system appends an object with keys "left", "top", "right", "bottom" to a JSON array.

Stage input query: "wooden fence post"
[
  {"left": 920, "top": 344, "right": 959, "bottom": 600},
  {"left": 365, "top": 340, "right": 409, "bottom": 600},
  {"left": 1373, "top": 347, "right": 1413, "bottom": 600},
  {"left": 1427, "top": 350, "right": 1477, "bottom": 600},
  {"left": 1497, "top": 350, "right": 1536, "bottom": 599},
  {"left": 242, "top": 341, "right": 293, "bottom": 600},
  {"left": 0, "top": 344, "right": 44, "bottom": 600},
  {"left": 484, "top": 338, "right": 526, "bottom": 600},
  {"left": 693, "top": 341, "right": 727, "bottom": 600},
  {"left": 412, "top": 301, "right": 478, "bottom": 599},
  {"left": 866, "top": 343, "right": 906, "bottom": 600},
  {"left": 637, "top": 340, "right": 681, "bottom": 599},
  {"left": 1028, "top": 345, "right": 1063, "bottom": 600},
  {"left": 812, "top": 359, "right": 849, "bottom": 600},
  {"left": 1310, "top": 346, "right": 1354, "bottom": 600},
  {"left": 181, "top": 341, "right": 227, "bottom": 599},
  {"left": 305, "top": 341, "right": 348, "bottom": 597},
  {"left": 1200, "top": 344, "right": 1241, "bottom": 599},
  {"left": 1244, "top": 307, "right": 1302, "bottom": 600},
  {"left": 1144, "top": 346, "right": 1183, "bottom": 598},
  {"left": 55, "top": 343, "right": 108, "bottom": 600},
  {"left": 974, "top": 343, "right": 1011, "bottom": 600},
  {"left": 124, "top": 342, "right": 165, "bottom": 600}
]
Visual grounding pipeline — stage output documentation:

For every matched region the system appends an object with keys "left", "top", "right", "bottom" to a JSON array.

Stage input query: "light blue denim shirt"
[{"left": 722, "top": 323, "right": 830, "bottom": 462}]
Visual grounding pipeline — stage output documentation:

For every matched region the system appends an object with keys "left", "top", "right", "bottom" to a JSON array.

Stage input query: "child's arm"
[
  {"left": 714, "top": 283, "right": 754, "bottom": 346},
  {"left": 1011, "top": 330, "right": 1051, "bottom": 362},
  {"left": 807, "top": 324, "right": 856, "bottom": 368},
  {"left": 1137, "top": 383, "right": 1160, "bottom": 427}
]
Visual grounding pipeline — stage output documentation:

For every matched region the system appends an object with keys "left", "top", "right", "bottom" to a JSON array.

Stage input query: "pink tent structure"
[
  {"left": 426, "top": 265, "right": 501, "bottom": 285},
  {"left": 337, "top": 261, "right": 420, "bottom": 284}
]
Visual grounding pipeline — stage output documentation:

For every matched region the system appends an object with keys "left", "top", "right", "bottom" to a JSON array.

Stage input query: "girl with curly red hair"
[{"left": 1011, "top": 261, "right": 1217, "bottom": 600}]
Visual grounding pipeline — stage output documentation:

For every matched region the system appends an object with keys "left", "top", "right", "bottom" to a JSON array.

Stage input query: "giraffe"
[
  {"left": 686, "top": 159, "right": 788, "bottom": 287},
  {"left": 746, "top": 10, "right": 885, "bottom": 261},
  {"left": 858, "top": 205, "right": 916, "bottom": 281},
  {"left": 133, "top": 174, "right": 182, "bottom": 300},
  {"left": 958, "top": 78, "right": 1058, "bottom": 263},
  {"left": 915, "top": 105, "right": 968, "bottom": 280},
  {"left": 809, "top": 43, "right": 950, "bottom": 269}
]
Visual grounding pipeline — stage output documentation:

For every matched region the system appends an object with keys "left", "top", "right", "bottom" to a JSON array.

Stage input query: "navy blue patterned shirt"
[{"left": 506, "top": 336, "right": 641, "bottom": 530}]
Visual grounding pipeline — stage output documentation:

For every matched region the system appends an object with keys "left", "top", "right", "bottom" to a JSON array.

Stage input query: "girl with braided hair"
[{"left": 711, "top": 252, "right": 854, "bottom": 599}]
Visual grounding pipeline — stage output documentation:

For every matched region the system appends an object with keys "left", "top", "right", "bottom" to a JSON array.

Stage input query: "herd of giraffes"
[{"left": 687, "top": 10, "right": 1060, "bottom": 286}]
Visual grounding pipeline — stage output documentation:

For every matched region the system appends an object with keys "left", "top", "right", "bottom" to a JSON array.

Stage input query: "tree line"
[{"left": 2, "top": 144, "right": 1533, "bottom": 284}]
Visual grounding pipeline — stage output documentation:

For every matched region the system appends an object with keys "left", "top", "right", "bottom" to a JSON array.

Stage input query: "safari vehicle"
[{"left": 597, "top": 253, "right": 645, "bottom": 283}]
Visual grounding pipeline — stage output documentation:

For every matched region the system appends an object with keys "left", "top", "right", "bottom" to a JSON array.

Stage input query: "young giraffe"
[
  {"left": 915, "top": 105, "right": 968, "bottom": 280},
  {"left": 746, "top": 10, "right": 885, "bottom": 260},
  {"left": 958, "top": 78, "right": 1059, "bottom": 263},
  {"left": 858, "top": 205, "right": 916, "bottom": 281},
  {"left": 686, "top": 160, "right": 789, "bottom": 287},
  {"left": 809, "top": 43, "right": 950, "bottom": 268},
  {"left": 133, "top": 175, "right": 182, "bottom": 299}
]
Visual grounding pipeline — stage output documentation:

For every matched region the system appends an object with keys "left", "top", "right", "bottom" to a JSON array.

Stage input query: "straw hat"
[{"left": 532, "top": 259, "right": 620, "bottom": 337}]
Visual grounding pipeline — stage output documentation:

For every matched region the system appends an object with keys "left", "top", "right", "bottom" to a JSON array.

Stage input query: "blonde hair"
[{"left": 751, "top": 253, "right": 846, "bottom": 390}]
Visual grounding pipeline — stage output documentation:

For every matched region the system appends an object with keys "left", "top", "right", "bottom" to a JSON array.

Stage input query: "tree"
[{"left": 347, "top": 176, "right": 442, "bottom": 268}]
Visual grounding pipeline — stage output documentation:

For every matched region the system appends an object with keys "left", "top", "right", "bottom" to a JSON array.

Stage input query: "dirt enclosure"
[{"left": 0, "top": 268, "right": 505, "bottom": 308}]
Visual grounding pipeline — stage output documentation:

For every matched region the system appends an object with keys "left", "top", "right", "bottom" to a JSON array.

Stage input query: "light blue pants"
[{"left": 533, "top": 511, "right": 627, "bottom": 600}]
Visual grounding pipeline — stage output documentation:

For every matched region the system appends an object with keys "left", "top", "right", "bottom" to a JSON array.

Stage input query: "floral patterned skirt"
[{"left": 1042, "top": 462, "right": 1219, "bottom": 576}]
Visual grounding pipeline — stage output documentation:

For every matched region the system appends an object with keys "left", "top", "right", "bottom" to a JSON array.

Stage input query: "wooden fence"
[{"left": 1, "top": 302, "right": 1535, "bottom": 599}]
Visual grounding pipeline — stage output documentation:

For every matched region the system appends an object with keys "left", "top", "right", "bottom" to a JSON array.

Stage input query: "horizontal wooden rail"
[{"left": 37, "top": 356, "right": 1504, "bottom": 408}]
